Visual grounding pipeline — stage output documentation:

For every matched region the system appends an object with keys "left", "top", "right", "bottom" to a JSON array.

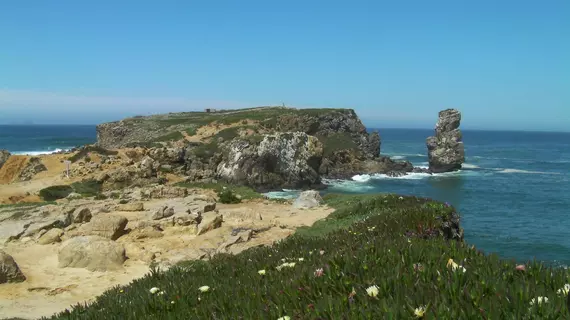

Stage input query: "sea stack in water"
[{"left": 426, "top": 109, "right": 465, "bottom": 173}]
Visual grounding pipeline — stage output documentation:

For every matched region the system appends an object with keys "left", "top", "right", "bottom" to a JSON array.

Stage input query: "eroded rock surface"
[
  {"left": 426, "top": 109, "right": 465, "bottom": 173},
  {"left": 0, "top": 249, "right": 26, "bottom": 283},
  {"left": 58, "top": 236, "right": 126, "bottom": 271}
]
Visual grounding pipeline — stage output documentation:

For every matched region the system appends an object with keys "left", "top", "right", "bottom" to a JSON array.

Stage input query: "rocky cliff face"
[
  {"left": 93, "top": 107, "right": 427, "bottom": 191},
  {"left": 0, "top": 150, "right": 10, "bottom": 170},
  {"left": 216, "top": 132, "right": 323, "bottom": 191},
  {"left": 426, "top": 109, "right": 465, "bottom": 173}
]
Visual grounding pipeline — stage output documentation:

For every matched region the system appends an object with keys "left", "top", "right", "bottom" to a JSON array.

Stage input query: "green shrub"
[
  {"left": 42, "top": 194, "right": 570, "bottom": 319},
  {"left": 153, "top": 131, "right": 184, "bottom": 142},
  {"left": 318, "top": 132, "right": 359, "bottom": 156},
  {"left": 70, "top": 179, "right": 102, "bottom": 197},
  {"left": 217, "top": 188, "right": 241, "bottom": 204},
  {"left": 68, "top": 146, "right": 118, "bottom": 163},
  {"left": 39, "top": 185, "right": 73, "bottom": 201},
  {"left": 175, "top": 181, "right": 262, "bottom": 201}
]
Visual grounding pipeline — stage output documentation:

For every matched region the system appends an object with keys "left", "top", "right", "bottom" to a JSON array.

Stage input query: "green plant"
[
  {"left": 217, "top": 188, "right": 241, "bottom": 204},
  {"left": 70, "top": 179, "right": 102, "bottom": 197},
  {"left": 38, "top": 185, "right": 74, "bottom": 201},
  {"left": 175, "top": 181, "right": 262, "bottom": 201},
  {"left": 153, "top": 131, "right": 184, "bottom": 142}
]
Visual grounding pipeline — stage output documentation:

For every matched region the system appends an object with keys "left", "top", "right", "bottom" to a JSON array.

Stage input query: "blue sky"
[{"left": 0, "top": 0, "right": 568, "bottom": 131}]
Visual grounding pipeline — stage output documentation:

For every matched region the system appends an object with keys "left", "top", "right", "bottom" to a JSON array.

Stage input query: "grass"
[
  {"left": 175, "top": 181, "right": 263, "bottom": 201},
  {"left": 318, "top": 132, "right": 360, "bottom": 156},
  {"left": 0, "top": 201, "right": 56, "bottom": 209},
  {"left": 153, "top": 131, "right": 184, "bottom": 142},
  {"left": 38, "top": 179, "right": 104, "bottom": 201},
  {"left": 70, "top": 179, "right": 103, "bottom": 197},
  {"left": 41, "top": 193, "right": 570, "bottom": 319},
  {"left": 68, "top": 146, "right": 118, "bottom": 163}
]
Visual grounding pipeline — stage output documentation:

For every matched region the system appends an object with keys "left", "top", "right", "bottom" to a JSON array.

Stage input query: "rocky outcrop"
[
  {"left": 0, "top": 250, "right": 26, "bottom": 283},
  {"left": 58, "top": 236, "right": 126, "bottom": 271},
  {"left": 216, "top": 132, "right": 324, "bottom": 190},
  {"left": 293, "top": 190, "right": 323, "bottom": 209},
  {"left": 19, "top": 157, "right": 47, "bottom": 181},
  {"left": 0, "top": 150, "right": 10, "bottom": 170},
  {"left": 38, "top": 228, "right": 64, "bottom": 245},
  {"left": 426, "top": 109, "right": 465, "bottom": 173},
  {"left": 318, "top": 149, "right": 414, "bottom": 179},
  {"left": 117, "top": 202, "right": 144, "bottom": 212},
  {"left": 74, "top": 215, "right": 128, "bottom": 240}
]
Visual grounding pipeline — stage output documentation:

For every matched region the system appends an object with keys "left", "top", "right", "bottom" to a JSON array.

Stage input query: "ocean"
[{"left": 1, "top": 125, "right": 569, "bottom": 267}]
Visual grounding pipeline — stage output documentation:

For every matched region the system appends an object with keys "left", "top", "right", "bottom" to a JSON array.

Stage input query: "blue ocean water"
[
  {"left": 0, "top": 125, "right": 96, "bottom": 155},
  {"left": 271, "top": 129, "right": 570, "bottom": 267},
  {"left": 1, "top": 125, "right": 569, "bottom": 266}
]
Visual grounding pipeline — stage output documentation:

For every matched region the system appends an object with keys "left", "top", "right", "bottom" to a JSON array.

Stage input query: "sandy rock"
[
  {"left": 127, "top": 226, "right": 164, "bottom": 240},
  {"left": 38, "top": 228, "right": 64, "bottom": 245},
  {"left": 122, "top": 242, "right": 155, "bottom": 263},
  {"left": 292, "top": 190, "right": 323, "bottom": 209},
  {"left": 147, "top": 186, "right": 188, "bottom": 199},
  {"left": 117, "top": 202, "right": 144, "bottom": 212},
  {"left": 197, "top": 213, "right": 223, "bottom": 235},
  {"left": 151, "top": 205, "right": 175, "bottom": 220},
  {"left": 187, "top": 201, "right": 216, "bottom": 214},
  {"left": 77, "top": 215, "right": 128, "bottom": 240},
  {"left": 22, "top": 212, "right": 73, "bottom": 238},
  {"left": 217, "top": 229, "right": 253, "bottom": 252},
  {"left": 73, "top": 207, "right": 92, "bottom": 223},
  {"left": 174, "top": 213, "right": 201, "bottom": 226},
  {"left": 0, "top": 250, "right": 26, "bottom": 283},
  {"left": 58, "top": 236, "right": 126, "bottom": 272}
]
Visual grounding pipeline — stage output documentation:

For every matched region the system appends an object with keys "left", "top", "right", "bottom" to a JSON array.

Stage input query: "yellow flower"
[
  {"left": 258, "top": 269, "right": 266, "bottom": 275},
  {"left": 414, "top": 305, "right": 427, "bottom": 318},
  {"left": 557, "top": 284, "right": 570, "bottom": 295},
  {"left": 447, "top": 258, "right": 466, "bottom": 273},
  {"left": 366, "top": 285, "right": 379, "bottom": 297},
  {"left": 198, "top": 286, "right": 210, "bottom": 293}
]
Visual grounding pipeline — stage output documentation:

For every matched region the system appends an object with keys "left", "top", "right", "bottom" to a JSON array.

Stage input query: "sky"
[{"left": 0, "top": 0, "right": 568, "bottom": 131}]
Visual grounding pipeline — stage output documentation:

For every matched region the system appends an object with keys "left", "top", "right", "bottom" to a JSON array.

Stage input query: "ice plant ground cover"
[{"left": 43, "top": 194, "right": 570, "bottom": 319}]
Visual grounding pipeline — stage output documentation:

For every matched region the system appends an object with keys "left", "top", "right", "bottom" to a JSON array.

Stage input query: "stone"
[
  {"left": 426, "top": 109, "right": 465, "bottom": 173},
  {"left": 117, "top": 202, "right": 144, "bottom": 212},
  {"left": 38, "top": 228, "right": 64, "bottom": 245},
  {"left": 66, "top": 192, "right": 83, "bottom": 200},
  {"left": 151, "top": 205, "right": 175, "bottom": 220},
  {"left": 73, "top": 207, "right": 92, "bottom": 223},
  {"left": 18, "top": 157, "right": 47, "bottom": 181},
  {"left": 148, "top": 186, "right": 188, "bottom": 199},
  {"left": 0, "top": 250, "right": 26, "bottom": 283},
  {"left": 217, "top": 229, "right": 253, "bottom": 252},
  {"left": 78, "top": 215, "right": 128, "bottom": 240},
  {"left": 292, "top": 190, "right": 323, "bottom": 209},
  {"left": 58, "top": 236, "right": 126, "bottom": 272},
  {"left": 197, "top": 213, "right": 223, "bottom": 235}
]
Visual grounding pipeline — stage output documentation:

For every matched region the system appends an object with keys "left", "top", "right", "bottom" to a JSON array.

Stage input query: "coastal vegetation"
[
  {"left": 38, "top": 179, "right": 103, "bottom": 201},
  {"left": 42, "top": 193, "right": 570, "bottom": 319}
]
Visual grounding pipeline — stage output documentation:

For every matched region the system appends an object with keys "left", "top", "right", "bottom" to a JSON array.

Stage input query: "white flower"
[
  {"left": 149, "top": 287, "right": 160, "bottom": 294},
  {"left": 277, "top": 316, "right": 291, "bottom": 320},
  {"left": 319, "top": 250, "right": 325, "bottom": 255},
  {"left": 414, "top": 305, "right": 427, "bottom": 318},
  {"left": 298, "top": 258, "right": 304, "bottom": 262},
  {"left": 557, "top": 284, "right": 570, "bottom": 295},
  {"left": 198, "top": 286, "right": 210, "bottom": 293},
  {"left": 366, "top": 285, "right": 379, "bottom": 297},
  {"left": 287, "top": 262, "right": 296, "bottom": 268},
  {"left": 171, "top": 301, "right": 175, "bottom": 304},
  {"left": 258, "top": 269, "right": 266, "bottom": 275},
  {"left": 530, "top": 296, "right": 549, "bottom": 306},
  {"left": 399, "top": 196, "right": 404, "bottom": 200},
  {"left": 158, "top": 291, "right": 165, "bottom": 296}
]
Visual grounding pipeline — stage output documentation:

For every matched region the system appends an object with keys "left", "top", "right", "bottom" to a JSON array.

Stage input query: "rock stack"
[{"left": 426, "top": 109, "right": 465, "bottom": 173}]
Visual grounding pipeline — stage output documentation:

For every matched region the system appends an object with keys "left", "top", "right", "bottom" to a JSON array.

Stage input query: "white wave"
[
  {"left": 323, "top": 179, "right": 376, "bottom": 192},
  {"left": 390, "top": 155, "right": 406, "bottom": 160},
  {"left": 351, "top": 174, "right": 372, "bottom": 182},
  {"left": 461, "top": 163, "right": 481, "bottom": 169},
  {"left": 11, "top": 148, "right": 67, "bottom": 156},
  {"left": 384, "top": 153, "right": 425, "bottom": 157},
  {"left": 495, "top": 168, "right": 561, "bottom": 175}
]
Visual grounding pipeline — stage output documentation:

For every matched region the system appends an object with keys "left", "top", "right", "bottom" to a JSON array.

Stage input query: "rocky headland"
[{"left": 0, "top": 106, "right": 467, "bottom": 319}]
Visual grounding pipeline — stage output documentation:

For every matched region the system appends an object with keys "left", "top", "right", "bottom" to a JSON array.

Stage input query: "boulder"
[
  {"left": 117, "top": 202, "right": 144, "bottom": 212},
  {"left": 147, "top": 186, "right": 188, "bottom": 199},
  {"left": 78, "top": 215, "right": 128, "bottom": 240},
  {"left": 22, "top": 212, "right": 73, "bottom": 238},
  {"left": 73, "top": 207, "right": 92, "bottom": 223},
  {"left": 58, "top": 236, "right": 126, "bottom": 271},
  {"left": 151, "top": 205, "right": 175, "bottom": 220},
  {"left": 292, "top": 190, "right": 323, "bottom": 209},
  {"left": 0, "top": 150, "right": 10, "bottom": 170},
  {"left": 426, "top": 109, "right": 465, "bottom": 173},
  {"left": 197, "top": 213, "right": 223, "bottom": 235},
  {"left": 217, "top": 229, "right": 253, "bottom": 253},
  {"left": 0, "top": 250, "right": 26, "bottom": 283},
  {"left": 38, "top": 228, "right": 64, "bottom": 245}
]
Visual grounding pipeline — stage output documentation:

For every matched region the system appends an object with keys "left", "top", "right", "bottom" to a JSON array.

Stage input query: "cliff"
[{"left": 95, "top": 107, "right": 413, "bottom": 191}]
